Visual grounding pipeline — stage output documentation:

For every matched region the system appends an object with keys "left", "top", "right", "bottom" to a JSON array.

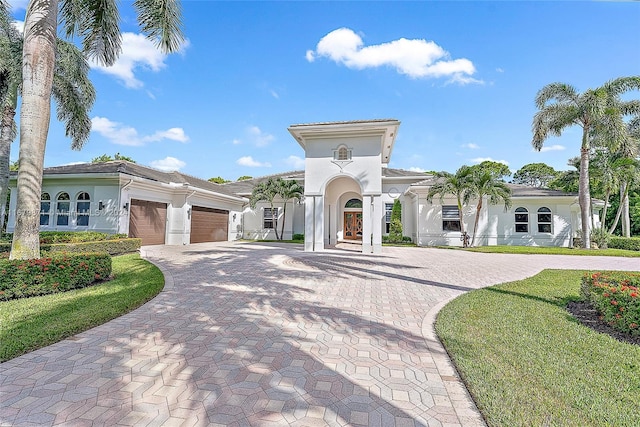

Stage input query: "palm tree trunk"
[
  {"left": 470, "top": 198, "right": 482, "bottom": 247},
  {"left": 10, "top": 0, "right": 58, "bottom": 260},
  {"left": 270, "top": 203, "right": 280, "bottom": 240},
  {"left": 457, "top": 197, "right": 467, "bottom": 247},
  {"left": 578, "top": 145, "right": 591, "bottom": 248},
  {"left": 608, "top": 181, "right": 628, "bottom": 234},
  {"left": 0, "top": 105, "right": 15, "bottom": 235},
  {"left": 622, "top": 189, "right": 631, "bottom": 238},
  {"left": 600, "top": 188, "right": 610, "bottom": 231},
  {"left": 280, "top": 201, "right": 287, "bottom": 241}
]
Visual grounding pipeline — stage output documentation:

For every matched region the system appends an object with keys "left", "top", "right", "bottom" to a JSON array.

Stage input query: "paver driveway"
[{"left": 1, "top": 242, "right": 639, "bottom": 427}]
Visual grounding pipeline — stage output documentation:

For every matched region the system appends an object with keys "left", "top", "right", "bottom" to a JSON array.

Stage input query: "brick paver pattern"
[{"left": 1, "top": 242, "right": 638, "bottom": 426}]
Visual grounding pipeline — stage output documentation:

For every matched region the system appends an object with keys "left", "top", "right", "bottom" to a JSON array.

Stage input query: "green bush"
[
  {"left": 382, "top": 235, "right": 414, "bottom": 244},
  {"left": 1, "top": 231, "right": 127, "bottom": 244},
  {"left": 609, "top": 236, "right": 640, "bottom": 251},
  {"left": 0, "top": 238, "right": 140, "bottom": 256},
  {"left": 581, "top": 271, "right": 640, "bottom": 336},
  {"left": 0, "top": 253, "right": 112, "bottom": 300},
  {"left": 292, "top": 233, "right": 304, "bottom": 241}
]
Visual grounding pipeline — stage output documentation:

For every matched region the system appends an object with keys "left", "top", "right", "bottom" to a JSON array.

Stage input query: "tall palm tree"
[
  {"left": 276, "top": 178, "right": 303, "bottom": 241},
  {"left": 467, "top": 168, "right": 511, "bottom": 247},
  {"left": 250, "top": 178, "right": 281, "bottom": 240},
  {"left": 426, "top": 166, "right": 473, "bottom": 247},
  {"left": 11, "top": 0, "right": 184, "bottom": 259},
  {"left": 532, "top": 76, "right": 640, "bottom": 248}
]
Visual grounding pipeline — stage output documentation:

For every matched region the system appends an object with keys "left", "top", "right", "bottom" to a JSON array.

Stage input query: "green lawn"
[
  {"left": 0, "top": 254, "right": 164, "bottom": 362},
  {"left": 448, "top": 245, "right": 640, "bottom": 257},
  {"left": 436, "top": 270, "right": 640, "bottom": 427}
]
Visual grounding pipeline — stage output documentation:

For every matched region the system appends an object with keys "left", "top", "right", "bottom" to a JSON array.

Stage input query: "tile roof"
[
  {"left": 288, "top": 118, "right": 398, "bottom": 128},
  {"left": 410, "top": 177, "right": 578, "bottom": 197}
]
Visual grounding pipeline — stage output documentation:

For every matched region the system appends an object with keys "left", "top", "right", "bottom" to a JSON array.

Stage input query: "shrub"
[
  {"left": 382, "top": 235, "right": 414, "bottom": 244},
  {"left": 609, "top": 236, "right": 640, "bottom": 252},
  {"left": 1, "top": 231, "right": 127, "bottom": 244},
  {"left": 0, "top": 253, "right": 112, "bottom": 300},
  {"left": 292, "top": 233, "right": 304, "bottom": 241},
  {"left": 0, "top": 238, "right": 140, "bottom": 256},
  {"left": 591, "top": 228, "right": 611, "bottom": 249},
  {"left": 581, "top": 271, "right": 640, "bottom": 336}
]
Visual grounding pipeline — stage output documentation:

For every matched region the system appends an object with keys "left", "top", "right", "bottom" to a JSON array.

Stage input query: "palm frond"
[
  {"left": 77, "top": 0, "right": 121, "bottom": 66},
  {"left": 134, "top": 0, "right": 184, "bottom": 54},
  {"left": 534, "top": 82, "right": 578, "bottom": 109}
]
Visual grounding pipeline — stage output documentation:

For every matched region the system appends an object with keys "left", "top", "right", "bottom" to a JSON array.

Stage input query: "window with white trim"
[
  {"left": 333, "top": 146, "right": 352, "bottom": 161},
  {"left": 40, "top": 193, "right": 51, "bottom": 226},
  {"left": 56, "top": 192, "right": 70, "bottom": 226},
  {"left": 263, "top": 207, "right": 278, "bottom": 229},
  {"left": 76, "top": 192, "right": 91, "bottom": 226},
  {"left": 515, "top": 207, "right": 529, "bottom": 233},
  {"left": 442, "top": 205, "right": 461, "bottom": 232},
  {"left": 537, "top": 207, "right": 552, "bottom": 233},
  {"left": 385, "top": 203, "right": 393, "bottom": 233}
]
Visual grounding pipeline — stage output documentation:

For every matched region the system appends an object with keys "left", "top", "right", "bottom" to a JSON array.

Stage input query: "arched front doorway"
[{"left": 343, "top": 198, "right": 363, "bottom": 240}]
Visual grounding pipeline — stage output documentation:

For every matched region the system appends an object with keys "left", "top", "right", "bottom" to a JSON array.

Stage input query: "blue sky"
[{"left": 7, "top": 1, "right": 640, "bottom": 181}]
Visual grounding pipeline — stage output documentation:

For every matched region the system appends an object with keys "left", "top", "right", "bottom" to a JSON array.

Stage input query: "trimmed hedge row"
[
  {"left": 0, "top": 253, "right": 112, "bottom": 300},
  {"left": 581, "top": 271, "right": 640, "bottom": 336},
  {"left": 0, "top": 231, "right": 128, "bottom": 244},
  {"left": 608, "top": 236, "right": 640, "bottom": 252},
  {"left": 0, "top": 238, "right": 141, "bottom": 256}
]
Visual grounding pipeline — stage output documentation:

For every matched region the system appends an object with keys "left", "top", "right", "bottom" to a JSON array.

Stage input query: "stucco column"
[
  {"left": 362, "top": 195, "right": 372, "bottom": 253},
  {"left": 304, "top": 196, "right": 315, "bottom": 252},
  {"left": 372, "top": 195, "right": 382, "bottom": 253},
  {"left": 314, "top": 196, "right": 324, "bottom": 251}
]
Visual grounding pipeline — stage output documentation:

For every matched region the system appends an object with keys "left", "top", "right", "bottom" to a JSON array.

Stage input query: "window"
[
  {"left": 385, "top": 203, "right": 393, "bottom": 233},
  {"left": 442, "top": 205, "right": 461, "bottom": 232},
  {"left": 515, "top": 207, "right": 529, "bottom": 233},
  {"left": 56, "top": 193, "right": 70, "bottom": 226},
  {"left": 333, "top": 146, "right": 351, "bottom": 161},
  {"left": 40, "top": 193, "right": 51, "bottom": 226},
  {"left": 345, "top": 198, "right": 362, "bottom": 209},
  {"left": 263, "top": 207, "right": 278, "bottom": 229},
  {"left": 537, "top": 207, "right": 552, "bottom": 233},
  {"left": 76, "top": 192, "right": 90, "bottom": 226}
]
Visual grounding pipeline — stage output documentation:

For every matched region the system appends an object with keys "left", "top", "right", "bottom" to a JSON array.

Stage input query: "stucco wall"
[{"left": 243, "top": 200, "right": 300, "bottom": 240}]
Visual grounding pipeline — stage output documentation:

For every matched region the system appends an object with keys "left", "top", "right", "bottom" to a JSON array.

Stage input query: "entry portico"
[{"left": 288, "top": 119, "right": 400, "bottom": 253}]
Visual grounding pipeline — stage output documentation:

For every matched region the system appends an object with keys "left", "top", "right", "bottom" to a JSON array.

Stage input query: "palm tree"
[
  {"left": 276, "top": 178, "right": 303, "bottom": 241},
  {"left": 250, "top": 178, "right": 281, "bottom": 240},
  {"left": 11, "top": 0, "right": 184, "bottom": 259},
  {"left": 467, "top": 168, "right": 511, "bottom": 247},
  {"left": 426, "top": 166, "right": 473, "bottom": 247},
  {"left": 532, "top": 77, "right": 640, "bottom": 248}
]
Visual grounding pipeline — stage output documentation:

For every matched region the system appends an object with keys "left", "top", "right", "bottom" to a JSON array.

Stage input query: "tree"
[
  {"left": 388, "top": 199, "right": 403, "bottom": 243},
  {"left": 208, "top": 176, "right": 229, "bottom": 184},
  {"left": 237, "top": 175, "right": 253, "bottom": 181},
  {"left": 512, "top": 163, "right": 559, "bottom": 187},
  {"left": 426, "top": 166, "right": 473, "bottom": 247},
  {"left": 92, "top": 153, "right": 136, "bottom": 163},
  {"left": 531, "top": 77, "right": 640, "bottom": 248},
  {"left": 474, "top": 160, "right": 511, "bottom": 181},
  {"left": 11, "top": 0, "right": 184, "bottom": 259},
  {"left": 249, "top": 178, "right": 281, "bottom": 240},
  {"left": 467, "top": 168, "right": 512, "bottom": 247},
  {"left": 276, "top": 178, "right": 303, "bottom": 241}
]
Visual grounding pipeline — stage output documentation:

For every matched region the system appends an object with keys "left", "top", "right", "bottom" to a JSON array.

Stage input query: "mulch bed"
[{"left": 567, "top": 300, "right": 640, "bottom": 346}]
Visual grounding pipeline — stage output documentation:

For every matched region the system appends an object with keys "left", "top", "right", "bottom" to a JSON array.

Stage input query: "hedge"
[
  {"left": 0, "top": 253, "right": 112, "bottom": 300},
  {"left": 0, "top": 238, "right": 141, "bottom": 256},
  {"left": 608, "top": 236, "right": 640, "bottom": 252},
  {"left": 581, "top": 271, "right": 640, "bottom": 336},
  {"left": 0, "top": 231, "right": 128, "bottom": 244}
]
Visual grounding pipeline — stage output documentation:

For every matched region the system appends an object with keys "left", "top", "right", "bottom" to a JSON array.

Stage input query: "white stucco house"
[{"left": 6, "top": 119, "right": 600, "bottom": 252}]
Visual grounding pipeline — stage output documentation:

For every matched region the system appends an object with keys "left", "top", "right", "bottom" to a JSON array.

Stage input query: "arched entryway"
[{"left": 343, "top": 198, "right": 363, "bottom": 241}]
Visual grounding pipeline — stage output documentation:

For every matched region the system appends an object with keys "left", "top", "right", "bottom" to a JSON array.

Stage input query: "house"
[{"left": 6, "top": 119, "right": 600, "bottom": 251}]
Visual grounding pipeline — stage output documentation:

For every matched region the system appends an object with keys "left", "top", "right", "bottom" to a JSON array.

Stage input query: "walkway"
[{"left": 1, "top": 242, "right": 638, "bottom": 426}]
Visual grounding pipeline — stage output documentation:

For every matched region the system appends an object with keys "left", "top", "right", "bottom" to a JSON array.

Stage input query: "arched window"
[
  {"left": 56, "top": 193, "right": 70, "bottom": 226},
  {"left": 76, "top": 192, "right": 91, "bottom": 226},
  {"left": 40, "top": 193, "right": 51, "bottom": 226},
  {"left": 345, "top": 198, "right": 362, "bottom": 209},
  {"left": 334, "top": 145, "right": 352, "bottom": 161},
  {"left": 537, "top": 207, "right": 552, "bottom": 233},
  {"left": 515, "top": 207, "right": 528, "bottom": 233}
]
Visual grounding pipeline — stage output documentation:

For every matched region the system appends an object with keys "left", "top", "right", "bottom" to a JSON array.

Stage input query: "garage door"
[
  {"left": 190, "top": 206, "right": 228, "bottom": 244},
  {"left": 129, "top": 199, "right": 167, "bottom": 245}
]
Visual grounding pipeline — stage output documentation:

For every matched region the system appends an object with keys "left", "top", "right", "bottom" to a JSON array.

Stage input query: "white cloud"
[
  {"left": 538, "top": 144, "right": 566, "bottom": 152},
  {"left": 150, "top": 157, "right": 186, "bottom": 172},
  {"left": 247, "top": 126, "right": 275, "bottom": 147},
  {"left": 307, "top": 27, "right": 481, "bottom": 84},
  {"left": 237, "top": 156, "right": 271, "bottom": 168},
  {"left": 232, "top": 139, "right": 242, "bottom": 145},
  {"left": 408, "top": 167, "right": 426, "bottom": 173},
  {"left": 496, "top": 67, "right": 504, "bottom": 73},
  {"left": 462, "top": 143, "right": 480, "bottom": 149},
  {"left": 90, "top": 32, "right": 189, "bottom": 89},
  {"left": 270, "top": 89, "right": 280, "bottom": 99},
  {"left": 471, "top": 157, "right": 509, "bottom": 166},
  {"left": 91, "top": 116, "right": 189, "bottom": 146},
  {"left": 284, "top": 155, "right": 305, "bottom": 169}
]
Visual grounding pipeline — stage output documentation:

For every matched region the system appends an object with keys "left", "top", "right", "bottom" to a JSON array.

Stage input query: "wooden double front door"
[{"left": 344, "top": 212, "right": 363, "bottom": 240}]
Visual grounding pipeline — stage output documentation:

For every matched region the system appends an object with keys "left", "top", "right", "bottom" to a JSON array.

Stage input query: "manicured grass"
[
  {"left": 0, "top": 254, "right": 164, "bottom": 362},
  {"left": 449, "top": 245, "right": 640, "bottom": 257},
  {"left": 436, "top": 270, "right": 640, "bottom": 426}
]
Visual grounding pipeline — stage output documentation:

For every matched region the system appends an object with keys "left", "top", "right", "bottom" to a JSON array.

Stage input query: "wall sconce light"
[
  {"left": 98, "top": 201, "right": 104, "bottom": 211},
  {"left": 233, "top": 213, "right": 237, "bottom": 221},
  {"left": 123, "top": 202, "right": 129, "bottom": 210},
  {"left": 187, "top": 207, "right": 192, "bottom": 219}
]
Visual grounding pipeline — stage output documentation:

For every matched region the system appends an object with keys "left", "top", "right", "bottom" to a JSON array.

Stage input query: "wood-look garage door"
[
  {"left": 129, "top": 199, "right": 167, "bottom": 245},
  {"left": 190, "top": 206, "right": 228, "bottom": 244}
]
